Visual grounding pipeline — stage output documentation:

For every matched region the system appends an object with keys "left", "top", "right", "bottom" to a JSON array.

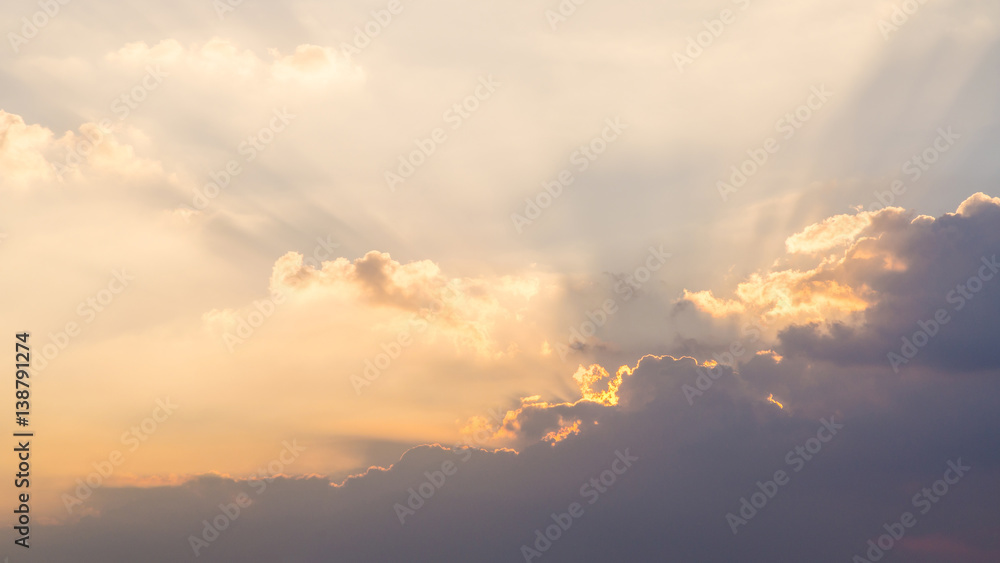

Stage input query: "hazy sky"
[{"left": 1, "top": 0, "right": 999, "bottom": 561}]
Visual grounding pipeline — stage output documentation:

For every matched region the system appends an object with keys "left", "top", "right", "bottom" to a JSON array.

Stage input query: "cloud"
[
  {"left": 0, "top": 110, "right": 173, "bottom": 189},
  {"left": 34, "top": 352, "right": 1000, "bottom": 562},
  {"left": 784, "top": 212, "right": 874, "bottom": 255},
  {"left": 956, "top": 192, "right": 1000, "bottom": 216},
  {"left": 774, "top": 193, "right": 1000, "bottom": 372},
  {"left": 0, "top": 110, "right": 55, "bottom": 188},
  {"left": 268, "top": 250, "right": 457, "bottom": 311},
  {"left": 681, "top": 269, "right": 870, "bottom": 327},
  {"left": 679, "top": 194, "right": 1000, "bottom": 373},
  {"left": 206, "top": 249, "right": 547, "bottom": 360},
  {"left": 107, "top": 38, "right": 362, "bottom": 85}
]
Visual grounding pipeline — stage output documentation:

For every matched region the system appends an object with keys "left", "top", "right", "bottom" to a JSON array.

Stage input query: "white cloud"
[{"left": 107, "top": 38, "right": 363, "bottom": 85}]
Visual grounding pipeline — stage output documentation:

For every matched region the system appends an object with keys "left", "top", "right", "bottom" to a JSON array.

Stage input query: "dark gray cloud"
[
  {"left": 778, "top": 194, "right": 1000, "bottom": 373},
  {"left": 30, "top": 351, "right": 1000, "bottom": 563}
]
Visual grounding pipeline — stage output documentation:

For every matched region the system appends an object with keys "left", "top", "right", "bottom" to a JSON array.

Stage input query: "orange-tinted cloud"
[{"left": 784, "top": 212, "right": 874, "bottom": 255}]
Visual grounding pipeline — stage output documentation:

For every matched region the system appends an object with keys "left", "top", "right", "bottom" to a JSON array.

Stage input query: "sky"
[{"left": 1, "top": 0, "right": 999, "bottom": 561}]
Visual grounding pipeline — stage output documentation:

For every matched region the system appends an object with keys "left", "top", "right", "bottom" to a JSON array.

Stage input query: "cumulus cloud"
[
  {"left": 0, "top": 110, "right": 174, "bottom": 189},
  {"left": 784, "top": 212, "right": 874, "bottom": 255},
  {"left": 679, "top": 194, "right": 1000, "bottom": 373},
  {"left": 681, "top": 269, "right": 870, "bottom": 327},
  {"left": 0, "top": 110, "right": 55, "bottom": 187},
  {"left": 35, "top": 352, "right": 1000, "bottom": 562},
  {"left": 268, "top": 250, "right": 460, "bottom": 311},
  {"left": 205, "top": 249, "right": 547, "bottom": 359},
  {"left": 775, "top": 194, "right": 1000, "bottom": 372}
]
